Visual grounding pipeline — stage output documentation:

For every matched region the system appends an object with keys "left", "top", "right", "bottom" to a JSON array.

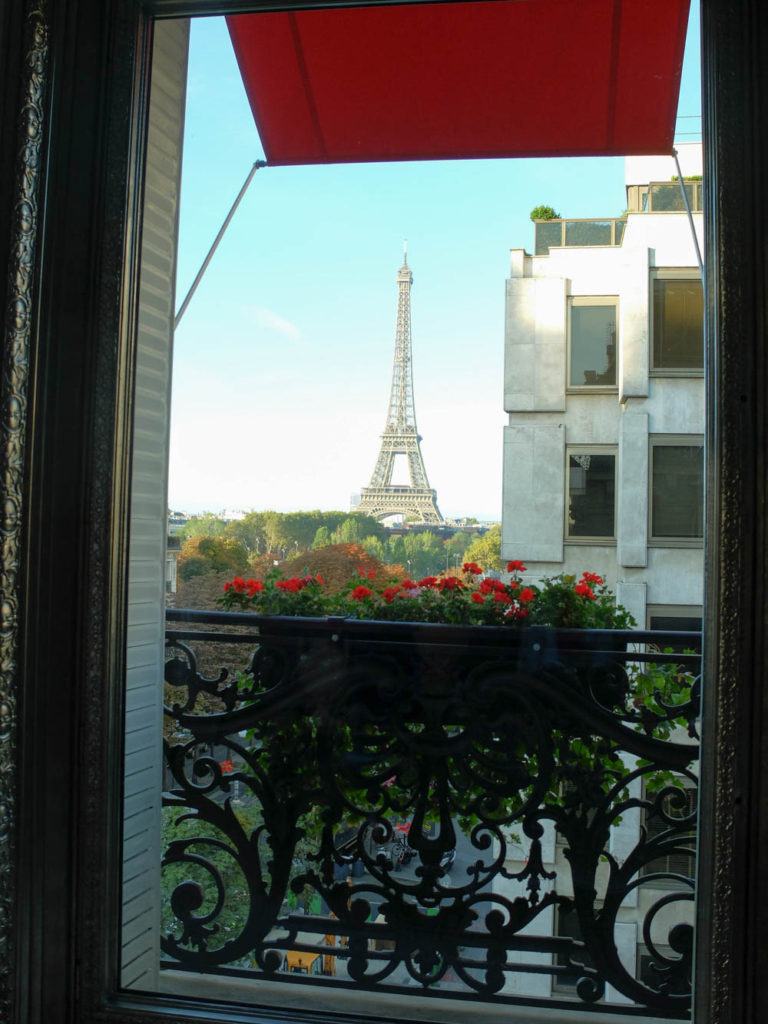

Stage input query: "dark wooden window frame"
[{"left": 1, "top": 1, "right": 767, "bottom": 1022}]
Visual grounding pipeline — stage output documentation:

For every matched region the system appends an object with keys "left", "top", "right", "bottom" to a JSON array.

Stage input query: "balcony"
[
  {"left": 534, "top": 182, "right": 703, "bottom": 256},
  {"left": 534, "top": 218, "right": 627, "bottom": 256},
  {"left": 163, "top": 609, "right": 700, "bottom": 1018}
]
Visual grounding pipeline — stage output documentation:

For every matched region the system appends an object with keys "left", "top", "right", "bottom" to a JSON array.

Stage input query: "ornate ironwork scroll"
[
  {"left": 0, "top": 0, "right": 49, "bottom": 1016},
  {"left": 163, "top": 611, "right": 700, "bottom": 1018}
]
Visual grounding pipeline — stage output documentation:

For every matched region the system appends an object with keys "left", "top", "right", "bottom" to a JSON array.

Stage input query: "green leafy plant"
[{"left": 529, "top": 204, "right": 561, "bottom": 221}]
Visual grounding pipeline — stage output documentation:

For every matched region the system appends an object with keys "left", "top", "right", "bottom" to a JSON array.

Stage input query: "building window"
[
  {"left": 568, "top": 297, "right": 618, "bottom": 388},
  {"left": 552, "top": 906, "right": 594, "bottom": 991},
  {"left": 650, "top": 438, "right": 704, "bottom": 542},
  {"left": 640, "top": 784, "right": 697, "bottom": 883},
  {"left": 650, "top": 269, "right": 703, "bottom": 372},
  {"left": 647, "top": 605, "right": 703, "bottom": 653},
  {"left": 566, "top": 448, "right": 616, "bottom": 540}
]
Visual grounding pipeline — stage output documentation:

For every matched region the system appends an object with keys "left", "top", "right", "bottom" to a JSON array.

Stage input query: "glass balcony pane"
[
  {"left": 535, "top": 219, "right": 563, "bottom": 255},
  {"left": 564, "top": 220, "right": 612, "bottom": 246}
]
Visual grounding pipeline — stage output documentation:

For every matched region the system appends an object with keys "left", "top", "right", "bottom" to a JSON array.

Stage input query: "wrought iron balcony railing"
[{"left": 163, "top": 609, "right": 700, "bottom": 1018}]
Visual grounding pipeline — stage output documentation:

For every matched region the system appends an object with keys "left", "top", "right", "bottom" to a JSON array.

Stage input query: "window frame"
[
  {"left": 649, "top": 435, "right": 705, "bottom": 546},
  {"left": 649, "top": 268, "right": 704, "bottom": 377},
  {"left": 566, "top": 295, "right": 619, "bottom": 392},
  {"left": 5, "top": 1, "right": 768, "bottom": 1024},
  {"left": 565, "top": 445, "right": 618, "bottom": 544}
]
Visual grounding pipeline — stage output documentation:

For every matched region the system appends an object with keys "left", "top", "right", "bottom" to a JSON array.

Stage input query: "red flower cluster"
[
  {"left": 275, "top": 577, "right": 306, "bottom": 593},
  {"left": 219, "top": 562, "right": 625, "bottom": 630},
  {"left": 438, "top": 576, "right": 465, "bottom": 591},
  {"left": 357, "top": 566, "right": 376, "bottom": 580},
  {"left": 479, "top": 577, "right": 507, "bottom": 595},
  {"left": 580, "top": 571, "right": 604, "bottom": 585},
  {"left": 224, "top": 577, "right": 266, "bottom": 597}
]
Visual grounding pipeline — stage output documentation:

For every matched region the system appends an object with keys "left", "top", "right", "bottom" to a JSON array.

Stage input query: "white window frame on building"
[
  {"left": 649, "top": 436, "right": 705, "bottom": 546},
  {"left": 567, "top": 296, "right": 619, "bottom": 391},
  {"left": 649, "top": 268, "right": 704, "bottom": 375},
  {"left": 565, "top": 446, "right": 617, "bottom": 543}
]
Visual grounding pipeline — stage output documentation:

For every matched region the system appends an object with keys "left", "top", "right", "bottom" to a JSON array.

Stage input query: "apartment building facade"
[
  {"left": 499, "top": 145, "right": 703, "bottom": 999},
  {"left": 501, "top": 144, "right": 705, "bottom": 634}
]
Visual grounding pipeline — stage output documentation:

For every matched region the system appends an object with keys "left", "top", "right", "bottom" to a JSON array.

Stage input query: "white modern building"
[
  {"left": 498, "top": 145, "right": 703, "bottom": 1000},
  {"left": 501, "top": 143, "right": 704, "bottom": 635}
]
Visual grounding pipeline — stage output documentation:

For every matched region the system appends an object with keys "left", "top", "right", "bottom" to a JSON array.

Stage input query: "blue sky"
[{"left": 169, "top": 6, "right": 701, "bottom": 522}]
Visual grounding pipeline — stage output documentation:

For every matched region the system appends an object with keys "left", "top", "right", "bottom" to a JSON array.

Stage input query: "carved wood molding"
[{"left": 0, "top": 0, "right": 49, "bottom": 1016}]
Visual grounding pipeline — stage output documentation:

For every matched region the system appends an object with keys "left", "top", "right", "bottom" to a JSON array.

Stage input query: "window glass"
[
  {"left": 640, "top": 786, "right": 696, "bottom": 881},
  {"left": 648, "top": 181, "right": 694, "bottom": 211},
  {"left": 567, "top": 450, "right": 616, "bottom": 538},
  {"left": 564, "top": 219, "right": 612, "bottom": 246},
  {"left": 651, "top": 443, "right": 704, "bottom": 539},
  {"left": 652, "top": 276, "right": 703, "bottom": 370},
  {"left": 569, "top": 300, "right": 617, "bottom": 387},
  {"left": 553, "top": 907, "right": 594, "bottom": 990},
  {"left": 648, "top": 608, "right": 702, "bottom": 653},
  {"left": 534, "top": 219, "right": 563, "bottom": 255}
]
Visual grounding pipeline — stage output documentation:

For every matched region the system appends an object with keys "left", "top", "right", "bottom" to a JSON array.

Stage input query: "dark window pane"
[
  {"left": 565, "top": 220, "right": 612, "bottom": 246},
  {"left": 535, "top": 220, "right": 563, "bottom": 255},
  {"left": 649, "top": 614, "right": 702, "bottom": 653},
  {"left": 570, "top": 304, "right": 617, "bottom": 386},
  {"left": 554, "top": 909, "right": 594, "bottom": 990},
  {"left": 652, "top": 278, "right": 703, "bottom": 369},
  {"left": 568, "top": 453, "right": 615, "bottom": 537},
  {"left": 652, "top": 445, "right": 704, "bottom": 538},
  {"left": 641, "top": 788, "right": 696, "bottom": 880},
  {"left": 615, "top": 219, "right": 626, "bottom": 244}
]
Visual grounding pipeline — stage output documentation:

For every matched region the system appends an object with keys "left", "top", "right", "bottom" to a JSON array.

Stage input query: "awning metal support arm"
[
  {"left": 174, "top": 159, "right": 267, "bottom": 329},
  {"left": 673, "top": 147, "right": 704, "bottom": 276}
]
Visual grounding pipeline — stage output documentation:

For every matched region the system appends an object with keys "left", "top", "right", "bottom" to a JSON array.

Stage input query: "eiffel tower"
[{"left": 357, "top": 245, "right": 443, "bottom": 524}]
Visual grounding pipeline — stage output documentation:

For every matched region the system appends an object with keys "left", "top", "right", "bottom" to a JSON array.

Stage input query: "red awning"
[{"left": 227, "top": 0, "right": 690, "bottom": 166}]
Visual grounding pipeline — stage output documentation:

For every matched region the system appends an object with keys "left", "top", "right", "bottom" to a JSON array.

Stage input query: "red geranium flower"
[
  {"left": 574, "top": 582, "right": 596, "bottom": 599},
  {"left": 233, "top": 577, "right": 246, "bottom": 593},
  {"left": 471, "top": 593, "right": 485, "bottom": 604},
  {"left": 581, "top": 571, "right": 604, "bottom": 585},
  {"left": 246, "top": 578, "right": 265, "bottom": 596},
  {"left": 519, "top": 587, "right": 535, "bottom": 604},
  {"left": 462, "top": 562, "right": 483, "bottom": 575},
  {"left": 401, "top": 579, "right": 418, "bottom": 590},
  {"left": 276, "top": 577, "right": 304, "bottom": 593},
  {"left": 494, "top": 590, "right": 513, "bottom": 604},
  {"left": 418, "top": 577, "right": 439, "bottom": 589},
  {"left": 224, "top": 581, "right": 232, "bottom": 592},
  {"left": 438, "top": 576, "right": 464, "bottom": 591},
  {"left": 351, "top": 585, "right": 373, "bottom": 600},
  {"left": 507, "top": 560, "right": 527, "bottom": 572}
]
